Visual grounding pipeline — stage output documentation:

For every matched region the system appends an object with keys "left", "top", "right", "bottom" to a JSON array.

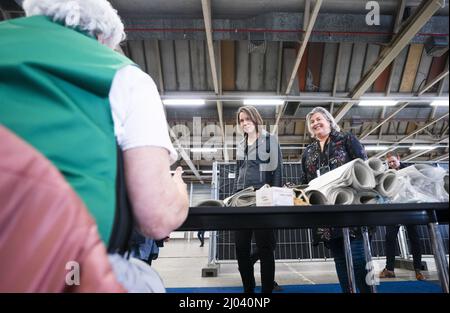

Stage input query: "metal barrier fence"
[{"left": 209, "top": 161, "right": 449, "bottom": 263}]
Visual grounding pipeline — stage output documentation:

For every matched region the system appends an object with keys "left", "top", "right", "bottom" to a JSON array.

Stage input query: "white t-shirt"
[{"left": 109, "top": 65, "right": 177, "bottom": 164}]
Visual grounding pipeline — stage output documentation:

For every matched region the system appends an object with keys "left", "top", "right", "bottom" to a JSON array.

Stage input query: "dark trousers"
[
  {"left": 329, "top": 238, "right": 372, "bottom": 293},
  {"left": 197, "top": 231, "right": 205, "bottom": 246},
  {"left": 234, "top": 229, "right": 276, "bottom": 293},
  {"left": 385, "top": 225, "right": 422, "bottom": 271}
]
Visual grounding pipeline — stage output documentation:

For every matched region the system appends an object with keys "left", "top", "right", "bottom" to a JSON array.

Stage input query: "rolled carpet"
[
  {"left": 353, "top": 190, "right": 380, "bottom": 204},
  {"left": 223, "top": 186, "right": 256, "bottom": 207},
  {"left": 305, "top": 190, "right": 329, "bottom": 205},
  {"left": 365, "top": 157, "right": 386, "bottom": 177},
  {"left": 375, "top": 170, "right": 400, "bottom": 198},
  {"left": 196, "top": 199, "right": 224, "bottom": 207},
  {"left": 327, "top": 187, "right": 355, "bottom": 205},
  {"left": 306, "top": 159, "right": 376, "bottom": 204}
]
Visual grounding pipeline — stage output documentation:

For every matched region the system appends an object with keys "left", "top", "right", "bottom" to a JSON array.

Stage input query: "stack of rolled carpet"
[
  {"left": 304, "top": 158, "right": 401, "bottom": 205},
  {"left": 223, "top": 187, "right": 256, "bottom": 207},
  {"left": 196, "top": 160, "right": 448, "bottom": 208}
]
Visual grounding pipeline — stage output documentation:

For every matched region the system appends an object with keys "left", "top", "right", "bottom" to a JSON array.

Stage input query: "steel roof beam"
[
  {"left": 272, "top": 0, "right": 322, "bottom": 135},
  {"left": 334, "top": 0, "right": 445, "bottom": 123},
  {"left": 372, "top": 112, "right": 449, "bottom": 158}
]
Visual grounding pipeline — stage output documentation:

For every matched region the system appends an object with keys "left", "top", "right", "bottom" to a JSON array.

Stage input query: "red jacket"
[{"left": 0, "top": 126, "right": 125, "bottom": 292}]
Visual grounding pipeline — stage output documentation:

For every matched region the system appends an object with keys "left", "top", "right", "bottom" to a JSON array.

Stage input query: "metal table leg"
[
  {"left": 342, "top": 227, "right": 356, "bottom": 293},
  {"left": 428, "top": 222, "right": 449, "bottom": 293},
  {"left": 208, "top": 230, "right": 217, "bottom": 265},
  {"left": 397, "top": 225, "right": 410, "bottom": 260},
  {"left": 361, "top": 226, "right": 377, "bottom": 293}
]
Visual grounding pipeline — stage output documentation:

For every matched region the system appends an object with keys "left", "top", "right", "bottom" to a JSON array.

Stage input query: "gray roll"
[
  {"left": 196, "top": 200, "right": 224, "bottom": 207},
  {"left": 306, "top": 158, "right": 376, "bottom": 196},
  {"left": 222, "top": 186, "right": 256, "bottom": 207},
  {"left": 375, "top": 170, "right": 400, "bottom": 198},
  {"left": 328, "top": 187, "right": 355, "bottom": 205},
  {"left": 305, "top": 190, "right": 329, "bottom": 205},
  {"left": 353, "top": 191, "right": 379, "bottom": 204},
  {"left": 365, "top": 157, "right": 386, "bottom": 177},
  {"left": 350, "top": 160, "right": 377, "bottom": 191}
]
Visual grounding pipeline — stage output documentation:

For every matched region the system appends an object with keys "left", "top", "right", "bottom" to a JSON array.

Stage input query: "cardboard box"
[{"left": 256, "top": 186, "right": 294, "bottom": 206}]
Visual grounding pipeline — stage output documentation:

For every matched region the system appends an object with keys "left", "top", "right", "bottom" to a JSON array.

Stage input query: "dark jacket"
[
  {"left": 234, "top": 130, "right": 283, "bottom": 192},
  {"left": 301, "top": 130, "right": 367, "bottom": 184},
  {"left": 300, "top": 130, "right": 368, "bottom": 244}
]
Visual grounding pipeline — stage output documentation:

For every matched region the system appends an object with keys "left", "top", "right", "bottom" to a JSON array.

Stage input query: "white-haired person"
[
  {"left": 299, "top": 107, "right": 372, "bottom": 293},
  {"left": 0, "top": 0, "right": 189, "bottom": 292}
]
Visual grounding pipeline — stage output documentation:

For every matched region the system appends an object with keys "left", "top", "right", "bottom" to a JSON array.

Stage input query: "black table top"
[{"left": 177, "top": 202, "right": 449, "bottom": 231}]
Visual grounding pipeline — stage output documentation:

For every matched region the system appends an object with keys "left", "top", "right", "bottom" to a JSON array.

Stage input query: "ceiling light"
[
  {"left": 201, "top": 170, "right": 219, "bottom": 174},
  {"left": 364, "top": 146, "right": 390, "bottom": 151},
  {"left": 163, "top": 99, "right": 205, "bottom": 106},
  {"left": 190, "top": 148, "right": 218, "bottom": 153},
  {"left": 358, "top": 100, "right": 398, "bottom": 106},
  {"left": 430, "top": 100, "right": 448, "bottom": 106},
  {"left": 409, "top": 145, "right": 437, "bottom": 151},
  {"left": 243, "top": 99, "right": 284, "bottom": 106}
]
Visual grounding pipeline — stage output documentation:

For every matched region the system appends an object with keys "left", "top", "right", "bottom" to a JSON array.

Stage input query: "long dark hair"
[{"left": 236, "top": 106, "right": 264, "bottom": 156}]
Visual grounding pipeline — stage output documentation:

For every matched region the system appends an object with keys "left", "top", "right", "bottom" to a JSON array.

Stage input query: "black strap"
[{"left": 107, "top": 145, "right": 134, "bottom": 255}]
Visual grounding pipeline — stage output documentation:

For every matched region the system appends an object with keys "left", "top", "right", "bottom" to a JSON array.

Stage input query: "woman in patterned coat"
[{"left": 300, "top": 106, "right": 372, "bottom": 293}]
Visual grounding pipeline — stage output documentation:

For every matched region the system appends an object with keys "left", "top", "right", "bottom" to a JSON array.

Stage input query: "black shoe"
[{"left": 273, "top": 281, "right": 283, "bottom": 291}]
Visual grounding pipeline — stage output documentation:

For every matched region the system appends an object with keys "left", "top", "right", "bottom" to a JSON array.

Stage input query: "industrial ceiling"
[{"left": 1, "top": 0, "right": 449, "bottom": 182}]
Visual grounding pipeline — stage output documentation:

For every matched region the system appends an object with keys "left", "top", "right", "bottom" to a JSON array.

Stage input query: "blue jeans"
[{"left": 329, "top": 238, "right": 372, "bottom": 293}]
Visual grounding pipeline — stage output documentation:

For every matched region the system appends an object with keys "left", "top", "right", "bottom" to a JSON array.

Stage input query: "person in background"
[
  {"left": 300, "top": 106, "right": 372, "bottom": 293},
  {"left": 233, "top": 105, "right": 283, "bottom": 293},
  {"left": 0, "top": 0, "right": 189, "bottom": 291},
  {"left": 197, "top": 231, "right": 205, "bottom": 247},
  {"left": 379, "top": 153, "right": 425, "bottom": 281},
  {"left": 130, "top": 230, "right": 169, "bottom": 266}
]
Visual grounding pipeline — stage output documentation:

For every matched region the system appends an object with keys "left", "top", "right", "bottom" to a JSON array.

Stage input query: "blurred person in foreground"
[{"left": 0, "top": 0, "right": 189, "bottom": 292}]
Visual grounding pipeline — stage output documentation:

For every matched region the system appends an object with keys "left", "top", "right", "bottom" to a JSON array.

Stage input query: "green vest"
[{"left": 0, "top": 16, "right": 134, "bottom": 244}]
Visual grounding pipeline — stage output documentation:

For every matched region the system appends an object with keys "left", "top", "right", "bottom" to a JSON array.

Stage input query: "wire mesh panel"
[
  {"left": 369, "top": 224, "right": 449, "bottom": 258},
  {"left": 409, "top": 225, "right": 449, "bottom": 255},
  {"left": 215, "top": 162, "right": 332, "bottom": 261},
  {"left": 214, "top": 162, "right": 448, "bottom": 261},
  {"left": 370, "top": 226, "right": 392, "bottom": 257}
]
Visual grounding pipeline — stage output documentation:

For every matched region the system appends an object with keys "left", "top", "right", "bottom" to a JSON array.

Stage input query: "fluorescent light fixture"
[
  {"left": 170, "top": 170, "right": 185, "bottom": 174},
  {"left": 243, "top": 99, "right": 284, "bottom": 106},
  {"left": 280, "top": 146, "right": 305, "bottom": 150},
  {"left": 409, "top": 145, "right": 437, "bottom": 151},
  {"left": 430, "top": 100, "right": 448, "bottom": 107},
  {"left": 163, "top": 99, "right": 205, "bottom": 106},
  {"left": 365, "top": 146, "right": 389, "bottom": 151},
  {"left": 358, "top": 100, "right": 398, "bottom": 106},
  {"left": 190, "top": 147, "right": 218, "bottom": 153},
  {"left": 201, "top": 170, "right": 219, "bottom": 174}
]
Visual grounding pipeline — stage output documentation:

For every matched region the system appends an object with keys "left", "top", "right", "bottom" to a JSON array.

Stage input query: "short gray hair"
[
  {"left": 23, "top": 0, "right": 125, "bottom": 49},
  {"left": 306, "top": 107, "right": 341, "bottom": 139}
]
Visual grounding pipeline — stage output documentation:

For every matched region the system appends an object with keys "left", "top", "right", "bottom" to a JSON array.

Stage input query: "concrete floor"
[{"left": 152, "top": 238, "right": 441, "bottom": 289}]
